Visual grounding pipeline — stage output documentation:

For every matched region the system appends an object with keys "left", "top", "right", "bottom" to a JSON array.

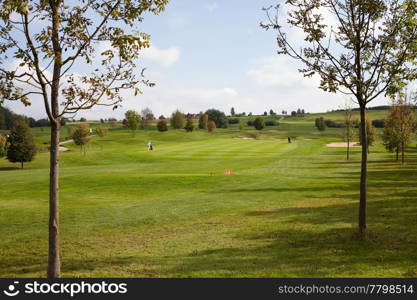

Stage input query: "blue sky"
[{"left": 6, "top": 0, "right": 393, "bottom": 120}]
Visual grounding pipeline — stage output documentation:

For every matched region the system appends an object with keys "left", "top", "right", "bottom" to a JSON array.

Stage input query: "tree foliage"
[
  {"left": 359, "top": 120, "right": 376, "bottom": 152},
  {"left": 0, "top": 133, "right": 8, "bottom": 157},
  {"left": 72, "top": 123, "right": 90, "bottom": 154},
  {"left": 198, "top": 113, "right": 208, "bottom": 129},
  {"left": 205, "top": 109, "right": 228, "bottom": 128},
  {"left": 170, "top": 110, "right": 185, "bottom": 129},
  {"left": 382, "top": 94, "right": 415, "bottom": 162},
  {"left": 125, "top": 110, "right": 140, "bottom": 135},
  {"left": 315, "top": 117, "right": 326, "bottom": 131},
  {"left": 207, "top": 120, "right": 216, "bottom": 132},
  {"left": 157, "top": 119, "right": 168, "bottom": 132},
  {"left": 253, "top": 117, "right": 266, "bottom": 130},
  {"left": 96, "top": 125, "right": 108, "bottom": 138},
  {"left": 262, "top": 0, "right": 417, "bottom": 234},
  {"left": 184, "top": 115, "right": 195, "bottom": 132},
  {"left": 6, "top": 118, "right": 36, "bottom": 168}
]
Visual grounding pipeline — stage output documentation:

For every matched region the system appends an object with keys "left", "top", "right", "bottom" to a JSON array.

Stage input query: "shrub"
[
  {"left": 239, "top": 123, "right": 244, "bottom": 130},
  {"left": 247, "top": 120, "right": 254, "bottom": 126},
  {"left": 157, "top": 119, "right": 168, "bottom": 132},
  {"left": 228, "top": 118, "right": 239, "bottom": 124},
  {"left": 372, "top": 119, "right": 385, "bottom": 128},
  {"left": 265, "top": 120, "right": 279, "bottom": 126},
  {"left": 253, "top": 117, "right": 266, "bottom": 130},
  {"left": 207, "top": 120, "right": 216, "bottom": 132},
  {"left": 324, "top": 119, "right": 344, "bottom": 128}
]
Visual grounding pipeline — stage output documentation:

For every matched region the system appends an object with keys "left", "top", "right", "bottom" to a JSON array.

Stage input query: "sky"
[{"left": 4, "top": 0, "right": 396, "bottom": 120}]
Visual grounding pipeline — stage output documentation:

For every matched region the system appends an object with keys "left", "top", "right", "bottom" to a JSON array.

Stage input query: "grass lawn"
[{"left": 1, "top": 114, "right": 417, "bottom": 277}]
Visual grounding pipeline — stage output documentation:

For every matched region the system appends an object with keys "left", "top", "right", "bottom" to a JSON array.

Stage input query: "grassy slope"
[{"left": 1, "top": 113, "right": 417, "bottom": 277}]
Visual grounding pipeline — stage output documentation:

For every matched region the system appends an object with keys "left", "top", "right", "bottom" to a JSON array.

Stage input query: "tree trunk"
[
  {"left": 48, "top": 121, "right": 61, "bottom": 278},
  {"left": 21, "top": 161, "right": 23, "bottom": 169},
  {"left": 359, "top": 106, "right": 368, "bottom": 235},
  {"left": 396, "top": 148, "right": 399, "bottom": 161}
]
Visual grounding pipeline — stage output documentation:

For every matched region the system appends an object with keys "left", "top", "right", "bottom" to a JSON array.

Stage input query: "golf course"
[{"left": 1, "top": 110, "right": 416, "bottom": 278}]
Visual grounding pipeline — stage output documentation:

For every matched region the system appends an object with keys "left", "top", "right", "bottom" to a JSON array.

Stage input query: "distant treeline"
[{"left": 0, "top": 106, "right": 66, "bottom": 130}]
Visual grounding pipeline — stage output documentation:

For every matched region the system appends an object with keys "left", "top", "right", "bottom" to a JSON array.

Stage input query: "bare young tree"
[
  {"left": 0, "top": 0, "right": 168, "bottom": 277},
  {"left": 262, "top": 0, "right": 417, "bottom": 234}
]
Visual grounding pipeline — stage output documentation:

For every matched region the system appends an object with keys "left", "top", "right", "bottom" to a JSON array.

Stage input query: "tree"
[
  {"left": 170, "top": 110, "right": 185, "bottom": 129},
  {"left": 0, "top": 0, "right": 168, "bottom": 277},
  {"left": 253, "top": 117, "right": 266, "bottom": 130},
  {"left": 96, "top": 125, "right": 108, "bottom": 138},
  {"left": 382, "top": 94, "right": 415, "bottom": 163},
  {"left": 157, "top": 119, "right": 168, "bottom": 132},
  {"left": 6, "top": 119, "right": 36, "bottom": 168},
  {"left": 315, "top": 117, "right": 326, "bottom": 131},
  {"left": 72, "top": 123, "right": 90, "bottom": 155},
  {"left": 263, "top": 0, "right": 417, "bottom": 234},
  {"left": 207, "top": 120, "right": 216, "bottom": 132},
  {"left": 184, "top": 116, "right": 195, "bottom": 132},
  {"left": 141, "top": 107, "right": 154, "bottom": 128},
  {"left": 125, "top": 110, "right": 141, "bottom": 136},
  {"left": 0, "top": 134, "right": 8, "bottom": 157},
  {"left": 198, "top": 113, "right": 208, "bottom": 129},
  {"left": 231, "top": 107, "right": 235, "bottom": 116},
  {"left": 270, "top": 109, "right": 276, "bottom": 116},
  {"left": 359, "top": 120, "right": 376, "bottom": 153},
  {"left": 205, "top": 109, "right": 228, "bottom": 128},
  {"left": 343, "top": 100, "right": 354, "bottom": 160}
]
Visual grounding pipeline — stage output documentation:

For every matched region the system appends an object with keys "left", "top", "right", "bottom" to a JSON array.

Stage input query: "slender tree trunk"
[
  {"left": 359, "top": 106, "right": 368, "bottom": 235},
  {"left": 396, "top": 148, "right": 399, "bottom": 161},
  {"left": 21, "top": 161, "right": 23, "bottom": 169},
  {"left": 48, "top": 121, "right": 60, "bottom": 278},
  {"left": 48, "top": 1, "right": 62, "bottom": 278}
]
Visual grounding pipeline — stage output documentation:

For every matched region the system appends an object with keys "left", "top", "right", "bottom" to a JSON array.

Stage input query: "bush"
[
  {"left": 247, "top": 120, "right": 254, "bottom": 126},
  {"left": 372, "top": 119, "right": 385, "bottom": 128},
  {"left": 157, "top": 119, "right": 168, "bottom": 132},
  {"left": 72, "top": 123, "right": 90, "bottom": 154},
  {"left": 265, "top": 120, "right": 279, "bottom": 126},
  {"left": 239, "top": 123, "right": 244, "bottom": 130},
  {"left": 253, "top": 117, "right": 265, "bottom": 130},
  {"left": 324, "top": 119, "right": 344, "bottom": 128},
  {"left": 228, "top": 118, "right": 239, "bottom": 124},
  {"left": 207, "top": 120, "right": 216, "bottom": 132},
  {"left": 205, "top": 109, "right": 228, "bottom": 128}
]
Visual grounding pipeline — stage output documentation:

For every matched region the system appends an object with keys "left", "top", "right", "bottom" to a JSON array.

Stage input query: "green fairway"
[{"left": 1, "top": 116, "right": 417, "bottom": 278}]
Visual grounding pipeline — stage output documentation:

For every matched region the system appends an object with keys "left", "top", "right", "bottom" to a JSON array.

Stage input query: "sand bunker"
[
  {"left": 326, "top": 142, "right": 361, "bottom": 148},
  {"left": 235, "top": 136, "right": 257, "bottom": 140}
]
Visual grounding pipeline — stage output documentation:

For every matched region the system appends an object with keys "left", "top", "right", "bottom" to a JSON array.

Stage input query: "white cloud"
[
  {"left": 141, "top": 45, "right": 180, "bottom": 67},
  {"left": 204, "top": 2, "right": 218, "bottom": 13}
]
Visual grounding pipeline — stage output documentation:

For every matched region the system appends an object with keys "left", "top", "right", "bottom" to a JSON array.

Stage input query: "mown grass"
[{"left": 0, "top": 115, "right": 416, "bottom": 278}]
